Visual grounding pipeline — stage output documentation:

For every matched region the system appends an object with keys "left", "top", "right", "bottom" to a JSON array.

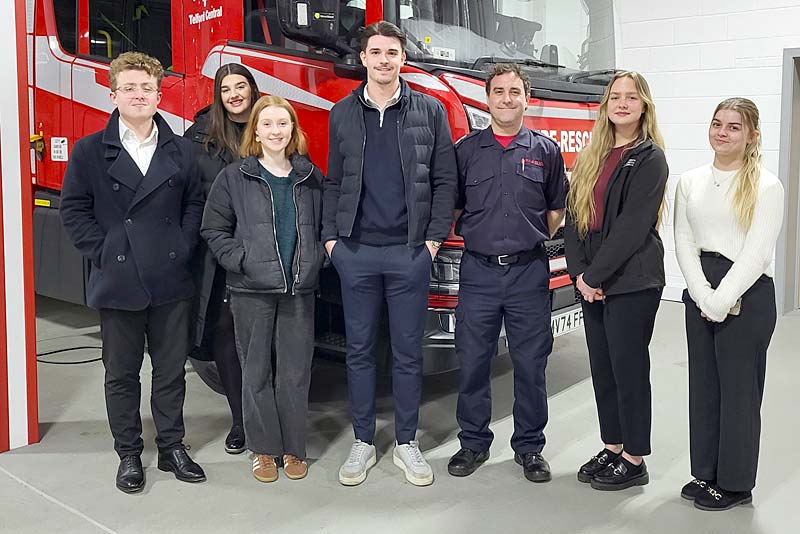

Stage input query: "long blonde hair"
[
  {"left": 567, "top": 71, "right": 665, "bottom": 237},
  {"left": 712, "top": 98, "right": 762, "bottom": 230}
]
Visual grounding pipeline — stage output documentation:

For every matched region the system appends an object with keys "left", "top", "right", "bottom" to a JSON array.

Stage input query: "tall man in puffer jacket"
[{"left": 322, "top": 21, "right": 458, "bottom": 487}]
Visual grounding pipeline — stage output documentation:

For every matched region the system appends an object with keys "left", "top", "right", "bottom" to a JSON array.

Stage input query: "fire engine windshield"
[{"left": 392, "top": 0, "right": 614, "bottom": 80}]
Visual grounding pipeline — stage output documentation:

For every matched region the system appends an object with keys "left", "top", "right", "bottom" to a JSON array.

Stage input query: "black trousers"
[
  {"left": 684, "top": 254, "right": 776, "bottom": 492},
  {"left": 455, "top": 251, "right": 552, "bottom": 454},
  {"left": 331, "top": 240, "right": 430, "bottom": 444},
  {"left": 230, "top": 292, "right": 314, "bottom": 459},
  {"left": 99, "top": 299, "right": 191, "bottom": 457},
  {"left": 201, "top": 276, "right": 243, "bottom": 427},
  {"left": 581, "top": 288, "right": 662, "bottom": 456}
]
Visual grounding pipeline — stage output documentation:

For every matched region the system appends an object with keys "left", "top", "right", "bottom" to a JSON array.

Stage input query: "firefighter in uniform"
[{"left": 447, "top": 63, "right": 567, "bottom": 482}]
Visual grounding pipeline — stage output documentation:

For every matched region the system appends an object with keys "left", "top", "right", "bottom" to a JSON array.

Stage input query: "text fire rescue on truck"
[{"left": 28, "top": 0, "right": 616, "bottom": 378}]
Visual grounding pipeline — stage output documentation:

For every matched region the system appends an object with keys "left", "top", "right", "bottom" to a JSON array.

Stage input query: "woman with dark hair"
[
  {"left": 564, "top": 71, "right": 669, "bottom": 491},
  {"left": 202, "top": 95, "right": 324, "bottom": 483},
  {"left": 675, "top": 98, "right": 783, "bottom": 511},
  {"left": 185, "top": 63, "right": 260, "bottom": 454}
]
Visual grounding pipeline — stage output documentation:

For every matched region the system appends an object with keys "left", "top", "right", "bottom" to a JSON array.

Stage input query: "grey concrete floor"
[{"left": 0, "top": 296, "right": 797, "bottom": 533}]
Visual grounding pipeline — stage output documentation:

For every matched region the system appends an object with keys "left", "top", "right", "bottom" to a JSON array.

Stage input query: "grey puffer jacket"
[{"left": 201, "top": 154, "right": 324, "bottom": 294}]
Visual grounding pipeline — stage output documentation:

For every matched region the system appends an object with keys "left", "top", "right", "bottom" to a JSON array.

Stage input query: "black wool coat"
[
  {"left": 60, "top": 110, "right": 205, "bottom": 311},
  {"left": 184, "top": 106, "right": 239, "bottom": 348}
]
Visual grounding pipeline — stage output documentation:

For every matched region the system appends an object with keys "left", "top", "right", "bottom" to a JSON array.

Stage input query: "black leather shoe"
[
  {"left": 514, "top": 452, "right": 552, "bottom": 483},
  {"left": 681, "top": 478, "right": 713, "bottom": 500},
  {"left": 157, "top": 447, "right": 206, "bottom": 483},
  {"left": 577, "top": 448, "right": 621, "bottom": 483},
  {"left": 224, "top": 425, "right": 246, "bottom": 454},
  {"left": 116, "top": 455, "right": 144, "bottom": 494},
  {"left": 447, "top": 448, "right": 489, "bottom": 477},
  {"left": 590, "top": 457, "right": 648, "bottom": 491},
  {"left": 694, "top": 485, "right": 752, "bottom": 511}
]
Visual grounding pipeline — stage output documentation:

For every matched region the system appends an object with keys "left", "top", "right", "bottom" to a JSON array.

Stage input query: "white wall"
[{"left": 615, "top": 0, "right": 800, "bottom": 300}]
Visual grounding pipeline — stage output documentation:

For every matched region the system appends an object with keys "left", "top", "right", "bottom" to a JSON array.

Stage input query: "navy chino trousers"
[{"left": 331, "top": 238, "right": 431, "bottom": 444}]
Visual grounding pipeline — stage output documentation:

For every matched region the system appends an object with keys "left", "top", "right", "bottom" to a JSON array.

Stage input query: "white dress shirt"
[{"left": 119, "top": 118, "right": 159, "bottom": 175}]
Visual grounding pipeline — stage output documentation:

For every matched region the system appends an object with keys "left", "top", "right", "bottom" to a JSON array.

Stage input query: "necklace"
[{"left": 711, "top": 165, "right": 735, "bottom": 188}]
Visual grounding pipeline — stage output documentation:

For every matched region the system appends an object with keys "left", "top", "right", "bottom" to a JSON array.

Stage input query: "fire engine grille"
[{"left": 545, "top": 241, "right": 563, "bottom": 259}]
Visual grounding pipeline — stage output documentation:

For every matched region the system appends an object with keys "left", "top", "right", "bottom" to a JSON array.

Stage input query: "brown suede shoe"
[
  {"left": 252, "top": 454, "right": 278, "bottom": 483},
  {"left": 283, "top": 455, "right": 308, "bottom": 480}
]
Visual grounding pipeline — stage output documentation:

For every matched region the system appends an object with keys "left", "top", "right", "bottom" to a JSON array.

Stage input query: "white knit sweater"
[{"left": 673, "top": 164, "right": 784, "bottom": 322}]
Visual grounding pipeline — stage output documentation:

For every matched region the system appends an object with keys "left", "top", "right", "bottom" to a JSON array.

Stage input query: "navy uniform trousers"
[{"left": 455, "top": 250, "right": 552, "bottom": 454}]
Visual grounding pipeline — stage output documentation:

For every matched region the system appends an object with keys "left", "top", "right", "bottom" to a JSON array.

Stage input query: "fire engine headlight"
[{"left": 464, "top": 105, "right": 491, "bottom": 131}]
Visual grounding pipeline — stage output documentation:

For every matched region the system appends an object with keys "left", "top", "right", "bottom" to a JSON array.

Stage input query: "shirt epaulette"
[
  {"left": 454, "top": 128, "right": 483, "bottom": 149},
  {"left": 532, "top": 129, "right": 560, "bottom": 150}
]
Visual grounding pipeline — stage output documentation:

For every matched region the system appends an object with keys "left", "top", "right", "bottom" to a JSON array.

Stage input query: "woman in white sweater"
[{"left": 674, "top": 98, "right": 784, "bottom": 511}]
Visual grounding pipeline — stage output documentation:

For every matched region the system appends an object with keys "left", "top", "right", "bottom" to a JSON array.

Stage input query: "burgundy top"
[
  {"left": 494, "top": 134, "right": 516, "bottom": 148},
  {"left": 590, "top": 145, "right": 628, "bottom": 231}
]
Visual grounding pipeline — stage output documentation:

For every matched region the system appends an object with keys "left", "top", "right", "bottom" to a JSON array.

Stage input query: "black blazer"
[
  {"left": 60, "top": 110, "right": 205, "bottom": 311},
  {"left": 564, "top": 139, "right": 669, "bottom": 296}
]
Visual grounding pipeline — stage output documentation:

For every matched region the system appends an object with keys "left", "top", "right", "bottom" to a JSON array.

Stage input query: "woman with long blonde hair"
[
  {"left": 564, "top": 71, "right": 669, "bottom": 491},
  {"left": 674, "top": 98, "right": 783, "bottom": 511}
]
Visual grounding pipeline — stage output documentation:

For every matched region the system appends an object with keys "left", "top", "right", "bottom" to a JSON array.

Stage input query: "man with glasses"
[{"left": 61, "top": 51, "right": 206, "bottom": 494}]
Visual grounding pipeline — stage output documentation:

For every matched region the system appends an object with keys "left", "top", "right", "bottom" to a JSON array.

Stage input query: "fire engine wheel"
[{"left": 188, "top": 357, "right": 226, "bottom": 396}]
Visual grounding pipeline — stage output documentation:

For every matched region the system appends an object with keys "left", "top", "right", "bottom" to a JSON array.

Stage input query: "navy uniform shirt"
[{"left": 455, "top": 126, "right": 567, "bottom": 256}]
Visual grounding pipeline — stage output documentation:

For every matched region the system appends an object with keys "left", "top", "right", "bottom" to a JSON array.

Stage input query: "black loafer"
[
  {"left": 577, "top": 448, "right": 621, "bottom": 483},
  {"left": 447, "top": 448, "right": 490, "bottom": 477},
  {"left": 694, "top": 485, "right": 752, "bottom": 511},
  {"left": 116, "top": 455, "right": 144, "bottom": 494},
  {"left": 514, "top": 452, "right": 552, "bottom": 483},
  {"left": 590, "top": 457, "right": 648, "bottom": 491},
  {"left": 681, "top": 478, "right": 713, "bottom": 500},
  {"left": 157, "top": 447, "right": 206, "bottom": 483},
  {"left": 224, "top": 425, "right": 246, "bottom": 454}
]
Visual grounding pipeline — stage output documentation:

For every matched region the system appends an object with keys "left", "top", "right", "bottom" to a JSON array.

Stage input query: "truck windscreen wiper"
[
  {"left": 471, "top": 55, "right": 564, "bottom": 71},
  {"left": 567, "top": 69, "right": 618, "bottom": 83}
]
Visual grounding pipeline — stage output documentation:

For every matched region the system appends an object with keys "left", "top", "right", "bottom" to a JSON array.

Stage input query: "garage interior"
[{"left": 1, "top": 296, "right": 796, "bottom": 533}]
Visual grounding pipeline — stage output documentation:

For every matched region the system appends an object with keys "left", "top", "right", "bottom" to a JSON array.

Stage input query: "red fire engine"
[{"left": 28, "top": 0, "right": 614, "bottom": 376}]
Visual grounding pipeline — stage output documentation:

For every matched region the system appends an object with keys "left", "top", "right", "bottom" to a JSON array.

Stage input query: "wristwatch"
[{"left": 426, "top": 240, "right": 442, "bottom": 249}]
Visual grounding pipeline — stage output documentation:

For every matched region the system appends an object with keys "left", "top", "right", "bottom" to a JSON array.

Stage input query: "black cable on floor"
[{"left": 36, "top": 346, "right": 102, "bottom": 365}]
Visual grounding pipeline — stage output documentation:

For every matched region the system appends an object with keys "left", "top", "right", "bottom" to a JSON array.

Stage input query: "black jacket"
[
  {"left": 184, "top": 106, "right": 239, "bottom": 348},
  {"left": 60, "top": 110, "right": 205, "bottom": 310},
  {"left": 201, "top": 155, "right": 324, "bottom": 294},
  {"left": 564, "top": 139, "right": 669, "bottom": 296},
  {"left": 322, "top": 79, "right": 458, "bottom": 245},
  {"left": 184, "top": 106, "right": 240, "bottom": 194}
]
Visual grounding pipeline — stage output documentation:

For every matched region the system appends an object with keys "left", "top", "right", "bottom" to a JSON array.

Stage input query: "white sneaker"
[
  {"left": 338, "top": 440, "right": 377, "bottom": 486},
  {"left": 393, "top": 440, "right": 434, "bottom": 486}
]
